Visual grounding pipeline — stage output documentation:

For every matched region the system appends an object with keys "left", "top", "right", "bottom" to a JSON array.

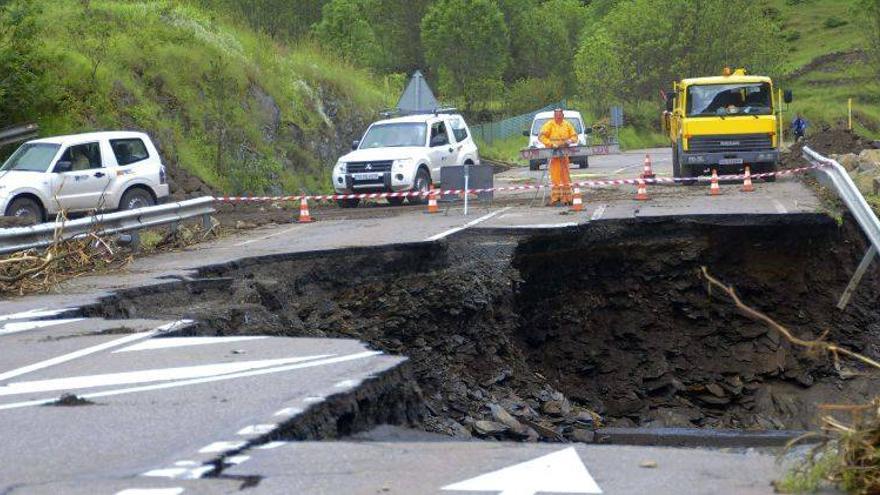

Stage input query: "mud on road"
[{"left": 86, "top": 215, "right": 880, "bottom": 443}]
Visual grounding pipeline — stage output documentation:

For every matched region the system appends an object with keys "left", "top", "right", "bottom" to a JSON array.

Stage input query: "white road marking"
[
  {"left": 442, "top": 447, "right": 602, "bottom": 495},
  {"left": 0, "top": 320, "right": 191, "bottom": 382},
  {"left": 181, "top": 466, "right": 213, "bottom": 479},
  {"left": 199, "top": 441, "right": 246, "bottom": 454},
  {"left": 174, "top": 461, "right": 199, "bottom": 467},
  {"left": 237, "top": 424, "right": 276, "bottom": 436},
  {"left": 424, "top": 208, "right": 512, "bottom": 241},
  {"left": 115, "top": 336, "right": 266, "bottom": 353},
  {"left": 612, "top": 164, "right": 643, "bottom": 175},
  {"left": 142, "top": 468, "right": 189, "bottom": 479},
  {"left": 274, "top": 407, "right": 303, "bottom": 417},
  {"left": 116, "top": 489, "right": 184, "bottom": 495},
  {"left": 0, "top": 351, "right": 382, "bottom": 410},
  {"left": 334, "top": 379, "right": 359, "bottom": 388},
  {"left": 235, "top": 225, "right": 302, "bottom": 247},
  {"left": 0, "top": 308, "right": 74, "bottom": 323},
  {"left": 502, "top": 223, "right": 578, "bottom": 229},
  {"left": 0, "top": 354, "right": 334, "bottom": 397},
  {"left": 0, "top": 318, "right": 84, "bottom": 337},
  {"left": 303, "top": 396, "right": 324, "bottom": 404},
  {"left": 256, "top": 441, "right": 288, "bottom": 450},
  {"left": 591, "top": 204, "right": 607, "bottom": 221},
  {"left": 226, "top": 455, "right": 251, "bottom": 465},
  {"left": 772, "top": 199, "right": 788, "bottom": 214}
]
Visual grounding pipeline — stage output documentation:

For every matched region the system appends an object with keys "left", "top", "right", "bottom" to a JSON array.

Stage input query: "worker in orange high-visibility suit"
[{"left": 539, "top": 108, "right": 578, "bottom": 205}]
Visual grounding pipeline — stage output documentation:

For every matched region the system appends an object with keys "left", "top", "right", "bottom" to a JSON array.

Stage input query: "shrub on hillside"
[{"left": 824, "top": 16, "right": 849, "bottom": 29}]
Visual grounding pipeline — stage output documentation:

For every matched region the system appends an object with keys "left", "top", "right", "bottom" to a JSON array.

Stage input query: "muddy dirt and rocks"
[{"left": 86, "top": 217, "right": 880, "bottom": 443}]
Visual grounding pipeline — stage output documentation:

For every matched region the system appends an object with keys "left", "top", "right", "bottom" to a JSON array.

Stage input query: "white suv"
[
  {"left": 524, "top": 110, "right": 590, "bottom": 171},
  {"left": 332, "top": 113, "right": 480, "bottom": 207},
  {"left": 0, "top": 131, "right": 170, "bottom": 223}
]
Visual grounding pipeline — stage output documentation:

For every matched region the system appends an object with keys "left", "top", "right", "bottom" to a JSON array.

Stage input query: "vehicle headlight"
[
  {"left": 393, "top": 158, "right": 414, "bottom": 170},
  {"left": 335, "top": 162, "right": 347, "bottom": 174}
]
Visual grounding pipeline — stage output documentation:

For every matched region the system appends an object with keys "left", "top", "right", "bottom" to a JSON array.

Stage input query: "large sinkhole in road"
[{"left": 90, "top": 217, "right": 880, "bottom": 441}]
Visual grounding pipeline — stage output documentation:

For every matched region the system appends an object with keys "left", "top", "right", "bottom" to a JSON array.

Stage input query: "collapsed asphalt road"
[{"left": 86, "top": 215, "right": 880, "bottom": 445}]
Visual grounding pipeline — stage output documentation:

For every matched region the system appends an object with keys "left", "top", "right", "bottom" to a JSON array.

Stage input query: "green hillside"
[{"left": 0, "top": 0, "right": 392, "bottom": 194}]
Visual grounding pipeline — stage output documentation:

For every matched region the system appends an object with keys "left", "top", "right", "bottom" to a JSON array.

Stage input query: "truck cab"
[{"left": 664, "top": 68, "right": 791, "bottom": 179}]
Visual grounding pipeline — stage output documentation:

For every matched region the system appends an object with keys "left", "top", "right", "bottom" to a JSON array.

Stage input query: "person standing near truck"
[
  {"left": 539, "top": 108, "right": 578, "bottom": 205},
  {"left": 792, "top": 113, "right": 808, "bottom": 142}
]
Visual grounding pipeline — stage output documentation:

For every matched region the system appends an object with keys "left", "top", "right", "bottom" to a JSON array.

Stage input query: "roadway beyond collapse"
[{"left": 1, "top": 148, "right": 867, "bottom": 495}]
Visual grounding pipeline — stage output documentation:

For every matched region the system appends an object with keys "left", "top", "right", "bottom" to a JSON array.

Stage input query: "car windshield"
[
  {"left": 531, "top": 118, "right": 584, "bottom": 135},
  {"left": 687, "top": 83, "right": 772, "bottom": 116},
  {"left": 359, "top": 123, "right": 427, "bottom": 149},
  {"left": 0, "top": 143, "right": 60, "bottom": 172}
]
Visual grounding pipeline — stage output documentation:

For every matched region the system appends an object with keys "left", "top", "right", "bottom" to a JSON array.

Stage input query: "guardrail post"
[
  {"left": 201, "top": 213, "right": 212, "bottom": 231},
  {"left": 837, "top": 245, "right": 877, "bottom": 310}
]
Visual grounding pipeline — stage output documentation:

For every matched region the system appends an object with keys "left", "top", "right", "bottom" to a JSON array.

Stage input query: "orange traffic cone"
[
  {"left": 635, "top": 179, "right": 649, "bottom": 201},
  {"left": 642, "top": 154, "right": 655, "bottom": 179},
  {"left": 709, "top": 169, "right": 721, "bottom": 196},
  {"left": 741, "top": 166, "right": 755, "bottom": 192},
  {"left": 570, "top": 186, "right": 584, "bottom": 212},
  {"left": 427, "top": 186, "right": 439, "bottom": 214},
  {"left": 297, "top": 196, "right": 314, "bottom": 223}
]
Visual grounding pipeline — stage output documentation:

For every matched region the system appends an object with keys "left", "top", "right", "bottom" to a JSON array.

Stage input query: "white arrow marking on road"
[
  {"left": 442, "top": 447, "right": 602, "bottom": 495},
  {"left": 0, "top": 318, "right": 84, "bottom": 337},
  {"left": 0, "top": 354, "right": 333, "bottom": 396},
  {"left": 114, "top": 336, "right": 267, "bottom": 353}
]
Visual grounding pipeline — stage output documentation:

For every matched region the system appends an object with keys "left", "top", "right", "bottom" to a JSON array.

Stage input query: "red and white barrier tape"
[{"left": 214, "top": 164, "right": 823, "bottom": 204}]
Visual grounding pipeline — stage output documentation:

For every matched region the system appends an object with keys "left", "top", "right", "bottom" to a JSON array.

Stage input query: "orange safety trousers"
[{"left": 549, "top": 156, "right": 573, "bottom": 205}]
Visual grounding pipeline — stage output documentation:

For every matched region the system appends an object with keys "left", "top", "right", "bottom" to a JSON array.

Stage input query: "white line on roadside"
[
  {"left": 772, "top": 199, "right": 788, "bottom": 214},
  {"left": 141, "top": 468, "right": 189, "bottom": 479},
  {"left": 334, "top": 379, "right": 359, "bottom": 388},
  {"left": 226, "top": 455, "right": 251, "bottom": 466},
  {"left": 237, "top": 424, "right": 276, "bottom": 436},
  {"left": 116, "top": 488, "right": 184, "bottom": 495},
  {"left": 114, "top": 336, "right": 266, "bottom": 353},
  {"left": 256, "top": 441, "right": 288, "bottom": 450},
  {"left": 199, "top": 441, "right": 246, "bottom": 454},
  {"left": 591, "top": 204, "right": 607, "bottom": 221},
  {"left": 274, "top": 406, "right": 303, "bottom": 417},
  {"left": 0, "top": 351, "right": 381, "bottom": 411},
  {"left": 0, "top": 308, "right": 74, "bottom": 323},
  {"left": 0, "top": 318, "right": 84, "bottom": 337},
  {"left": 235, "top": 225, "right": 303, "bottom": 247},
  {"left": 424, "top": 208, "right": 512, "bottom": 241}
]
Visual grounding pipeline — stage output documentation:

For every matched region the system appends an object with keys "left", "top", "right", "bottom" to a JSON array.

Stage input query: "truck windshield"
[
  {"left": 687, "top": 83, "right": 772, "bottom": 117},
  {"left": 0, "top": 143, "right": 60, "bottom": 172},
  {"left": 531, "top": 118, "right": 584, "bottom": 135},
  {"left": 359, "top": 123, "right": 427, "bottom": 149}
]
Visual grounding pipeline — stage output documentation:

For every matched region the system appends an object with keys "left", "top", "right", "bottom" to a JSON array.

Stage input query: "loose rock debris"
[{"left": 88, "top": 218, "right": 880, "bottom": 443}]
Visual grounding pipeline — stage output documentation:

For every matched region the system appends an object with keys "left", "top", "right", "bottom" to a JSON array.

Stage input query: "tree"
[
  {"left": 421, "top": 0, "right": 510, "bottom": 108},
  {"left": 575, "top": 0, "right": 782, "bottom": 106},
  {"left": 859, "top": 0, "right": 880, "bottom": 76},
  {"left": 313, "top": 0, "right": 386, "bottom": 69},
  {"left": 363, "top": 0, "right": 431, "bottom": 73},
  {"left": 0, "top": 0, "right": 48, "bottom": 127}
]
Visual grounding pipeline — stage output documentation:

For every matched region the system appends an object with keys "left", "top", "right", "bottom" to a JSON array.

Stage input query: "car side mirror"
[
  {"left": 351, "top": 140, "right": 359, "bottom": 151},
  {"left": 522, "top": 130, "right": 529, "bottom": 137},
  {"left": 54, "top": 161, "right": 72, "bottom": 173},
  {"left": 783, "top": 90, "right": 793, "bottom": 104}
]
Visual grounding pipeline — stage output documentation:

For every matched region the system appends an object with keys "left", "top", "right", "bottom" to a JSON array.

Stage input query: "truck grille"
[
  {"left": 348, "top": 161, "right": 393, "bottom": 173},
  {"left": 688, "top": 134, "right": 773, "bottom": 153}
]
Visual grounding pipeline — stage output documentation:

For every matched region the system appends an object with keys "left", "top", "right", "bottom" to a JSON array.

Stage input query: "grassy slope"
[
  {"left": 21, "top": 0, "right": 391, "bottom": 194},
  {"left": 774, "top": 0, "right": 880, "bottom": 139}
]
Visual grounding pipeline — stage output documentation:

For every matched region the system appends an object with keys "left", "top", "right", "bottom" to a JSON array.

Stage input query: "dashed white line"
[
  {"left": 274, "top": 407, "right": 303, "bottom": 417},
  {"left": 334, "top": 379, "right": 359, "bottom": 388},
  {"left": 174, "top": 460, "right": 199, "bottom": 467},
  {"left": 256, "top": 441, "right": 288, "bottom": 450},
  {"left": 181, "top": 466, "right": 213, "bottom": 479},
  {"left": 424, "top": 208, "right": 512, "bottom": 241},
  {"left": 237, "top": 424, "right": 276, "bottom": 436},
  {"left": 303, "top": 396, "right": 324, "bottom": 404},
  {"left": 591, "top": 204, "right": 607, "bottom": 221},
  {"left": 142, "top": 468, "right": 189, "bottom": 479},
  {"left": 117, "top": 488, "right": 184, "bottom": 495},
  {"left": 0, "top": 351, "right": 381, "bottom": 411},
  {"left": 199, "top": 441, "right": 246, "bottom": 454},
  {"left": 226, "top": 455, "right": 251, "bottom": 466}
]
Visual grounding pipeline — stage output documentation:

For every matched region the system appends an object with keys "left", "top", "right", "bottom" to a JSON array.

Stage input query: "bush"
[
  {"left": 824, "top": 16, "right": 849, "bottom": 29},
  {"left": 783, "top": 30, "right": 802, "bottom": 42},
  {"left": 505, "top": 77, "right": 566, "bottom": 115}
]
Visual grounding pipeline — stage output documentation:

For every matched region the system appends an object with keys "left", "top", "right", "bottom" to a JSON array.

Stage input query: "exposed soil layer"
[{"left": 86, "top": 217, "right": 880, "bottom": 442}]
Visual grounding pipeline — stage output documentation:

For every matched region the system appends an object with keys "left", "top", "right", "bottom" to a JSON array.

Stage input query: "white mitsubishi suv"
[
  {"left": 0, "top": 131, "right": 170, "bottom": 224},
  {"left": 332, "top": 113, "right": 480, "bottom": 207}
]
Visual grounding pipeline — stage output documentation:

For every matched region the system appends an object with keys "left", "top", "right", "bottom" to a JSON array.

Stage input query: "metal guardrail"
[
  {"left": 802, "top": 146, "right": 880, "bottom": 309},
  {"left": 0, "top": 196, "right": 215, "bottom": 255},
  {"left": 0, "top": 124, "right": 39, "bottom": 148}
]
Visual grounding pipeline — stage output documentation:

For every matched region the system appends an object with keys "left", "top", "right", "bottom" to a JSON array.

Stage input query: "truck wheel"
[
  {"left": 120, "top": 188, "right": 155, "bottom": 210},
  {"left": 5, "top": 197, "right": 44, "bottom": 224},
  {"left": 408, "top": 169, "right": 431, "bottom": 205},
  {"left": 578, "top": 157, "right": 588, "bottom": 169},
  {"left": 672, "top": 146, "right": 681, "bottom": 178},
  {"left": 337, "top": 198, "right": 360, "bottom": 208}
]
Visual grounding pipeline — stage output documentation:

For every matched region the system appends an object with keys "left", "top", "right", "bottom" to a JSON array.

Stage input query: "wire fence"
[{"left": 470, "top": 101, "right": 566, "bottom": 144}]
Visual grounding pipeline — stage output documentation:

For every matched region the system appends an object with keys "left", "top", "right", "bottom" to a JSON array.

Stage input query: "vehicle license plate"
[
  {"left": 718, "top": 158, "right": 744, "bottom": 165},
  {"left": 354, "top": 173, "right": 382, "bottom": 180}
]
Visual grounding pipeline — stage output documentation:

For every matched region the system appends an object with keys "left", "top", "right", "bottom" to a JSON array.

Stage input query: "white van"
[{"left": 523, "top": 110, "right": 590, "bottom": 171}]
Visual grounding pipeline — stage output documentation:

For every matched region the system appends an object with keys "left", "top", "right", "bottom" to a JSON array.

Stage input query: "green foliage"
[
  {"left": 421, "top": 0, "right": 510, "bottom": 108},
  {"left": 859, "top": 0, "right": 880, "bottom": 75},
  {"left": 823, "top": 16, "right": 849, "bottom": 28},
  {"left": 193, "top": 0, "right": 328, "bottom": 40},
  {"left": 506, "top": 77, "right": 566, "bottom": 115},
  {"left": 0, "top": 0, "right": 51, "bottom": 126},
  {"left": 313, "top": 0, "right": 385, "bottom": 69},
  {"left": 575, "top": 0, "right": 783, "bottom": 106}
]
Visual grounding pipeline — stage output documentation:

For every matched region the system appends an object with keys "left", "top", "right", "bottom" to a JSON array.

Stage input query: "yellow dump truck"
[{"left": 663, "top": 68, "right": 791, "bottom": 179}]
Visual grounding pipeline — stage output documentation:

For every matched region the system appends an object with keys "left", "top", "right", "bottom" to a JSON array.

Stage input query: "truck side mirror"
[
  {"left": 351, "top": 140, "right": 359, "bottom": 150},
  {"left": 665, "top": 97, "right": 675, "bottom": 112},
  {"left": 522, "top": 130, "right": 529, "bottom": 137},
  {"left": 783, "top": 90, "right": 793, "bottom": 104}
]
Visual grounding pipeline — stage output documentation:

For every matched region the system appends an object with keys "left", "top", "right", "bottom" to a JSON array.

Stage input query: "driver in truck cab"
[{"left": 539, "top": 108, "right": 578, "bottom": 206}]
